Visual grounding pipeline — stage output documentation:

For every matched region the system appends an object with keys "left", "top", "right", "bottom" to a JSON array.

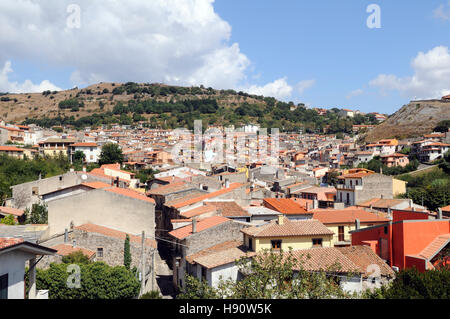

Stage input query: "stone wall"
[{"left": 355, "top": 174, "right": 393, "bottom": 205}]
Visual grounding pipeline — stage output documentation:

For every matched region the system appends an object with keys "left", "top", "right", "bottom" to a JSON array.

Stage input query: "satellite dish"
[{"left": 81, "top": 174, "right": 87, "bottom": 180}]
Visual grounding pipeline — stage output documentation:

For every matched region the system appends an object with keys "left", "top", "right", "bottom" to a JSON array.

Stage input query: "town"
[{"left": 0, "top": 93, "right": 449, "bottom": 299}]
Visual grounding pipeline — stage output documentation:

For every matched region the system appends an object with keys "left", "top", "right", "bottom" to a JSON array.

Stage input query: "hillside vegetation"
[
  {"left": 0, "top": 82, "right": 377, "bottom": 132},
  {"left": 365, "top": 100, "right": 450, "bottom": 142}
]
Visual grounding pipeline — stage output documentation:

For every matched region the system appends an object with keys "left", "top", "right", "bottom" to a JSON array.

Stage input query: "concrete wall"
[
  {"left": 355, "top": 174, "right": 393, "bottom": 205},
  {"left": 47, "top": 188, "right": 155, "bottom": 238},
  {"left": 209, "top": 262, "right": 240, "bottom": 288},
  {"left": 0, "top": 250, "right": 35, "bottom": 299}
]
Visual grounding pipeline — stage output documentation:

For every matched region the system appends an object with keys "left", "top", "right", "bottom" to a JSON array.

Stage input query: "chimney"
[
  {"left": 438, "top": 208, "right": 443, "bottom": 220},
  {"left": 369, "top": 204, "right": 373, "bottom": 210},
  {"left": 225, "top": 179, "right": 230, "bottom": 188},
  {"left": 64, "top": 228, "right": 68, "bottom": 243},
  {"left": 355, "top": 218, "right": 360, "bottom": 230},
  {"left": 82, "top": 166, "right": 86, "bottom": 172},
  {"left": 277, "top": 214, "right": 284, "bottom": 225},
  {"left": 192, "top": 219, "right": 197, "bottom": 234},
  {"left": 409, "top": 199, "right": 413, "bottom": 207},
  {"left": 72, "top": 240, "right": 76, "bottom": 248}
]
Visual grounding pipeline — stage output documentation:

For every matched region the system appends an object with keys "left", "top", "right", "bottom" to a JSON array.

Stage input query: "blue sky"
[{"left": 1, "top": 0, "right": 449, "bottom": 115}]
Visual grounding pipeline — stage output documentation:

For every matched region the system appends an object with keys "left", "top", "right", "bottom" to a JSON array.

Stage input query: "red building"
[{"left": 351, "top": 209, "right": 450, "bottom": 272}]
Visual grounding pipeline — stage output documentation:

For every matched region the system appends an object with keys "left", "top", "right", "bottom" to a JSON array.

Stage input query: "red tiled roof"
[
  {"left": 312, "top": 209, "right": 389, "bottom": 224},
  {"left": 0, "top": 146, "right": 24, "bottom": 152},
  {"left": 71, "top": 143, "right": 98, "bottom": 147},
  {"left": 191, "top": 242, "right": 255, "bottom": 269},
  {"left": 74, "top": 224, "right": 156, "bottom": 248},
  {"left": 0, "top": 206, "right": 25, "bottom": 217},
  {"left": 415, "top": 234, "right": 450, "bottom": 260},
  {"left": 179, "top": 203, "right": 217, "bottom": 219},
  {"left": 81, "top": 181, "right": 111, "bottom": 189},
  {"left": 105, "top": 187, "right": 155, "bottom": 204},
  {"left": 441, "top": 205, "right": 450, "bottom": 212},
  {"left": 170, "top": 183, "right": 243, "bottom": 209},
  {"left": 241, "top": 217, "right": 333, "bottom": 238},
  {"left": 263, "top": 198, "right": 310, "bottom": 215},
  {"left": 51, "top": 244, "right": 96, "bottom": 259},
  {"left": 337, "top": 246, "right": 395, "bottom": 277},
  {"left": 206, "top": 201, "right": 251, "bottom": 217},
  {"left": 168, "top": 216, "right": 230, "bottom": 240},
  {"left": 0, "top": 237, "right": 24, "bottom": 249}
]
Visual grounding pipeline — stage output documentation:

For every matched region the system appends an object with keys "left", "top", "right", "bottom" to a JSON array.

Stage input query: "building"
[
  {"left": 38, "top": 137, "right": 77, "bottom": 157},
  {"left": 336, "top": 171, "right": 396, "bottom": 206},
  {"left": 241, "top": 215, "right": 334, "bottom": 252},
  {"left": 168, "top": 216, "right": 246, "bottom": 289},
  {"left": 0, "top": 238, "right": 56, "bottom": 299},
  {"left": 69, "top": 142, "right": 100, "bottom": 163},
  {"left": 0, "top": 146, "right": 24, "bottom": 159},
  {"left": 340, "top": 109, "right": 354, "bottom": 118},
  {"left": 351, "top": 209, "right": 450, "bottom": 271},
  {"left": 381, "top": 153, "right": 409, "bottom": 168},
  {"left": 263, "top": 198, "right": 312, "bottom": 220},
  {"left": 311, "top": 208, "right": 389, "bottom": 246}
]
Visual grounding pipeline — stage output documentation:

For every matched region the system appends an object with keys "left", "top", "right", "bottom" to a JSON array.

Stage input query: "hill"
[
  {"left": 0, "top": 82, "right": 377, "bottom": 132},
  {"left": 364, "top": 100, "right": 450, "bottom": 142}
]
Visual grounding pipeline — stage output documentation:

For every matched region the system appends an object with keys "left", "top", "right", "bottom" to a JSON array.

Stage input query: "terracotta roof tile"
[
  {"left": 105, "top": 187, "right": 155, "bottom": 204},
  {"left": 51, "top": 244, "right": 96, "bottom": 259},
  {"left": 263, "top": 198, "right": 310, "bottom": 215},
  {"left": 241, "top": 217, "right": 333, "bottom": 238},
  {"left": 168, "top": 216, "right": 230, "bottom": 240},
  {"left": 0, "top": 206, "right": 25, "bottom": 217},
  {"left": 81, "top": 181, "right": 111, "bottom": 189},
  {"left": 337, "top": 246, "right": 395, "bottom": 277},
  {"left": 179, "top": 203, "right": 218, "bottom": 218},
  {"left": 0, "top": 237, "right": 24, "bottom": 249},
  {"left": 311, "top": 209, "right": 389, "bottom": 224},
  {"left": 74, "top": 224, "right": 156, "bottom": 248},
  {"left": 206, "top": 201, "right": 251, "bottom": 217}
]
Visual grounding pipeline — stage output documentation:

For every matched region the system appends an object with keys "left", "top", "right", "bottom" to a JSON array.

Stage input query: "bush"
[
  {"left": 35, "top": 262, "right": 140, "bottom": 299},
  {"left": 140, "top": 290, "right": 162, "bottom": 299}
]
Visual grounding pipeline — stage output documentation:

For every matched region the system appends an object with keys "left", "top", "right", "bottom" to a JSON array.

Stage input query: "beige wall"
[
  {"left": 252, "top": 235, "right": 333, "bottom": 251},
  {"left": 47, "top": 188, "right": 155, "bottom": 238},
  {"left": 393, "top": 178, "right": 407, "bottom": 196}
]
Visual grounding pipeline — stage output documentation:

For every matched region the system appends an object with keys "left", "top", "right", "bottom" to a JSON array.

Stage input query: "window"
[
  {"left": 338, "top": 226, "right": 345, "bottom": 242},
  {"left": 32, "top": 187, "right": 39, "bottom": 195},
  {"left": 97, "top": 248, "right": 104, "bottom": 257},
  {"left": 0, "top": 274, "right": 7, "bottom": 299},
  {"left": 384, "top": 226, "right": 388, "bottom": 235},
  {"left": 59, "top": 176, "right": 62, "bottom": 181},
  {"left": 271, "top": 240, "right": 282, "bottom": 250},
  {"left": 248, "top": 238, "right": 253, "bottom": 250},
  {"left": 312, "top": 238, "right": 323, "bottom": 247}
]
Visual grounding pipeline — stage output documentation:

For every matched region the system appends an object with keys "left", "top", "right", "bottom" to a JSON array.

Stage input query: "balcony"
[{"left": 336, "top": 184, "right": 362, "bottom": 190}]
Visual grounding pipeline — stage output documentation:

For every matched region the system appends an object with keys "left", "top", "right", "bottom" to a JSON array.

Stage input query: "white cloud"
[
  {"left": 434, "top": 1, "right": 450, "bottom": 21},
  {"left": 346, "top": 89, "right": 364, "bottom": 99},
  {"left": 0, "top": 0, "right": 250, "bottom": 90},
  {"left": 244, "top": 78, "right": 293, "bottom": 100},
  {"left": 369, "top": 46, "right": 450, "bottom": 99},
  {"left": 296, "top": 79, "right": 316, "bottom": 95},
  {"left": 0, "top": 60, "right": 61, "bottom": 93}
]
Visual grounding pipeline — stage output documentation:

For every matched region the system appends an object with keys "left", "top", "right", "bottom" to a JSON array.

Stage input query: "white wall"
[
  {"left": 0, "top": 250, "right": 35, "bottom": 299},
  {"left": 208, "top": 262, "right": 240, "bottom": 288}
]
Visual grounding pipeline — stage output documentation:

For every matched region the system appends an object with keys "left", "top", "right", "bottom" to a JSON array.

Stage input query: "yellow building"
[
  {"left": 392, "top": 178, "right": 407, "bottom": 196},
  {"left": 311, "top": 208, "right": 389, "bottom": 246},
  {"left": 38, "top": 138, "right": 76, "bottom": 158},
  {"left": 241, "top": 215, "right": 334, "bottom": 252},
  {"left": 0, "top": 145, "right": 24, "bottom": 159}
]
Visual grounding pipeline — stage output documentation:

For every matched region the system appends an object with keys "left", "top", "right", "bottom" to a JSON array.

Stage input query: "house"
[
  {"left": 357, "top": 198, "right": 425, "bottom": 213},
  {"left": 263, "top": 198, "right": 312, "bottom": 220},
  {"left": 0, "top": 238, "right": 56, "bottom": 299},
  {"left": 340, "top": 109, "right": 354, "bottom": 118},
  {"left": 185, "top": 240, "right": 255, "bottom": 288},
  {"left": 351, "top": 209, "right": 450, "bottom": 271},
  {"left": 289, "top": 186, "right": 336, "bottom": 209},
  {"left": 336, "top": 171, "right": 396, "bottom": 206},
  {"left": 417, "top": 142, "right": 450, "bottom": 162},
  {"left": 241, "top": 215, "right": 334, "bottom": 252},
  {"left": 245, "top": 206, "right": 282, "bottom": 225},
  {"left": 38, "top": 137, "right": 77, "bottom": 157},
  {"left": 289, "top": 245, "right": 394, "bottom": 294},
  {"left": 311, "top": 208, "right": 389, "bottom": 246},
  {"left": 353, "top": 151, "right": 374, "bottom": 167},
  {"left": 68, "top": 142, "right": 100, "bottom": 163},
  {"left": 441, "top": 205, "right": 450, "bottom": 218},
  {"left": 0, "top": 125, "right": 25, "bottom": 144},
  {"left": 381, "top": 153, "right": 409, "bottom": 167},
  {"left": 0, "top": 146, "right": 24, "bottom": 159},
  {"left": 90, "top": 163, "right": 140, "bottom": 188},
  {"left": 46, "top": 186, "right": 156, "bottom": 238},
  {"left": 168, "top": 216, "right": 247, "bottom": 289}
]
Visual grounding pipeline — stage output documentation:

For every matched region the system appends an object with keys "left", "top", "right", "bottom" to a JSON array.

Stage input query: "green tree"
[
  {"left": 24, "top": 203, "right": 48, "bottom": 224},
  {"left": 99, "top": 142, "right": 124, "bottom": 165},
  {"left": 124, "top": 234, "right": 131, "bottom": 270},
  {"left": 34, "top": 262, "right": 140, "bottom": 299},
  {"left": 365, "top": 267, "right": 450, "bottom": 299},
  {"left": 0, "top": 214, "right": 16, "bottom": 225},
  {"left": 73, "top": 150, "right": 86, "bottom": 164},
  {"left": 140, "top": 290, "right": 163, "bottom": 299},
  {"left": 61, "top": 251, "right": 91, "bottom": 264}
]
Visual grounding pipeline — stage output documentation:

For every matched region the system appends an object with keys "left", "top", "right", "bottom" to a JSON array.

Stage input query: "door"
[{"left": 0, "top": 274, "right": 8, "bottom": 299}]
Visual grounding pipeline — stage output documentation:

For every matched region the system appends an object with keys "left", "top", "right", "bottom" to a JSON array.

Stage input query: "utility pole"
[{"left": 140, "top": 230, "right": 145, "bottom": 296}]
